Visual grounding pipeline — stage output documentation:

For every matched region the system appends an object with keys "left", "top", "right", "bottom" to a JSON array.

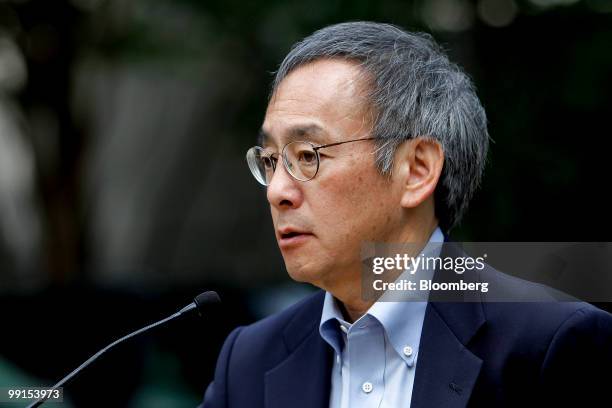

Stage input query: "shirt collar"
[
  {"left": 319, "top": 288, "right": 351, "bottom": 357},
  {"left": 319, "top": 226, "right": 444, "bottom": 365}
]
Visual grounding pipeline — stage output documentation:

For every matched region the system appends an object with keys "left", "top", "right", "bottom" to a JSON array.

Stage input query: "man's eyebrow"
[{"left": 259, "top": 124, "right": 327, "bottom": 147}]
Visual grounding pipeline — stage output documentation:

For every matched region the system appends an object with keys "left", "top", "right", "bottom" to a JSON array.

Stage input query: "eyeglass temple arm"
[{"left": 313, "top": 137, "right": 376, "bottom": 151}]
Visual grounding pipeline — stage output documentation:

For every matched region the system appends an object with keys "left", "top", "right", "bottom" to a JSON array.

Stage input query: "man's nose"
[{"left": 266, "top": 162, "right": 303, "bottom": 210}]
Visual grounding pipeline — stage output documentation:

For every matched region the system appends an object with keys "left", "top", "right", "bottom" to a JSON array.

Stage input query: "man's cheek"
[{"left": 269, "top": 206, "right": 278, "bottom": 222}]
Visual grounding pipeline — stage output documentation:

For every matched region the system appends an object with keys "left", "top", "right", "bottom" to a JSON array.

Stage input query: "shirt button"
[
  {"left": 362, "top": 382, "right": 373, "bottom": 393},
  {"left": 340, "top": 324, "right": 349, "bottom": 334},
  {"left": 403, "top": 346, "right": 413, "bottom": 357}
]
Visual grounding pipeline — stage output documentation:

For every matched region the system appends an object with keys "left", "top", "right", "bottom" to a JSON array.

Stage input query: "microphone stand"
[{"left": 27, "top": 292, "right": 219, "bottom": 408}]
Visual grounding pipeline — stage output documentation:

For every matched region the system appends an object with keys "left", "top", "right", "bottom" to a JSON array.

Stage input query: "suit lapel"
[
  {"left": 264, "top": 291, "right": 332, "bottom": 408},
  {"left": 265, "top": 328, "right": 332, "bottom": 408},
  {"left": 411, "top": 240, "right": 486, "bottom": 408},
  {"left": 410, "top": 302, "right": 484, "bottom": 408}
]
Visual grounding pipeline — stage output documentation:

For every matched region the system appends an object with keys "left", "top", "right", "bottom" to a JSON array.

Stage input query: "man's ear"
[{"left": 394, "top": 137, "right": 444, "bottom": 209}]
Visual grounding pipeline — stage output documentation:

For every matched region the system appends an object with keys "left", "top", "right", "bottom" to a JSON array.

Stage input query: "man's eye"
[
  {"left": 297, "top": 150, "right": 317, "bottom": 164},
  {"left": 262, "top": 156, "right": 277, "bottom": 169}
]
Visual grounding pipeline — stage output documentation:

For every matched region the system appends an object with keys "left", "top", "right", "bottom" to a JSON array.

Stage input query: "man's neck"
[
  {"left": 328, "top": 220, "right": 440, "bottom": 323},
  {"left": 340, "top": 299, "right": 374, "bottom": 323}
]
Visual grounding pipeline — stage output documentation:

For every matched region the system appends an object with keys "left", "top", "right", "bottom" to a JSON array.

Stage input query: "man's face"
[{"left": 261, "top": 59, "right": 406, "bottom": 291}]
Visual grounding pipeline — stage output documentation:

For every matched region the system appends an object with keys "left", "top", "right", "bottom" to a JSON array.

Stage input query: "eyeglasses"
[{"left": 246, "top": 137, "right": 376, "bottom": 185}]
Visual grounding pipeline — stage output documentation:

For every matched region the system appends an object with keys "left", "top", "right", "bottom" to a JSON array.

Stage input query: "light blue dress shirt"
[{"left": 319, "top": 227, "right": 444, "bottom": 408}]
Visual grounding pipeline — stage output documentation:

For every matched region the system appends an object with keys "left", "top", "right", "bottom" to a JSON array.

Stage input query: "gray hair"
[{"left": 271, "top": 21, "right": 489, "bottom": 231}]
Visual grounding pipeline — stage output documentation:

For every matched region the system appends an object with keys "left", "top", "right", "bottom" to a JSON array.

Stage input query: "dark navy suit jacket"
[{"left": 201, "top": 244, "right": 612, "bottom": 407}]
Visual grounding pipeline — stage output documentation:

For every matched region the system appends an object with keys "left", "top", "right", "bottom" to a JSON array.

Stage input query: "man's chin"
[{"left": 284, "top": 263, "right": 322, "bottom": 286}]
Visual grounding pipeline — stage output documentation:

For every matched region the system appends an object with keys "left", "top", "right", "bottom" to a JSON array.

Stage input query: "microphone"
[{"left": 27, "top": 291, "right": 221, "bottom": 408}]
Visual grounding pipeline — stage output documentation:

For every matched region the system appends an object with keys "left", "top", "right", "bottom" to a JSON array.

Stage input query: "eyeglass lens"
[{"left": 246, "top": 141, "right": 319, "bottom": 185}]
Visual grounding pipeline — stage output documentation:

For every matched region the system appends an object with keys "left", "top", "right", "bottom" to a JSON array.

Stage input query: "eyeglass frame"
[{"left": 247, "top": 137, "right": 377, "bottom": 185}]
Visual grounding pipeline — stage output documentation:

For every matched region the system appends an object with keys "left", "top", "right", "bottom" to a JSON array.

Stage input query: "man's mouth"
[
  {"left": 281, "top": 231, "right": 303, "bottom": 239},
  {"left": 277, "top": 228, "right": 313, "bottom": 248}
]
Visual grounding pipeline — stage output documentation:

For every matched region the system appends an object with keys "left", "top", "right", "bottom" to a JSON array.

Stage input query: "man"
[{"left": 201, "top": 22, "right": 612, "bottom": 407}]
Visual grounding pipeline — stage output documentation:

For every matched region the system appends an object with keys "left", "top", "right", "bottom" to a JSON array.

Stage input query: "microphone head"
[{"left": 194, "top": 291, "right": 221, "bottom": 316}]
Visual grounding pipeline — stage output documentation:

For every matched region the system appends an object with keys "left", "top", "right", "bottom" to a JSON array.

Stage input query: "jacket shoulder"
[
  {"left": 229, "top": 290, "right": 325, "bottom": 367},
  {"left": 202, "top": 290, "right": 326, "bottom": 408},
  {"left": 476, "top": 265, "right": 611, "bottom": 353},
  {"left": 240, "top": 290, "right": 324, "bottom": 339}
]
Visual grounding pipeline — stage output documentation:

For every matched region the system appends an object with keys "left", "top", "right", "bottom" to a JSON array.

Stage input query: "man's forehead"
[
  {"left": 277, "top": 62, "right": 365, "bottom": 108},
  {"left": 261, "top": 60, "right": 371, "bottom": 148},
  {"left": 277, "top": 58, "right": 366, "bottom": 94},
  {"left": 258, "top": 123, "right": 328, "bottom": 147}
]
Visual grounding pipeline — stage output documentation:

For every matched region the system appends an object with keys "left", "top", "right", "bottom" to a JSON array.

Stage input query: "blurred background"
[{"left": 0, "top": 0, "right": 611, "bottom": 406}]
